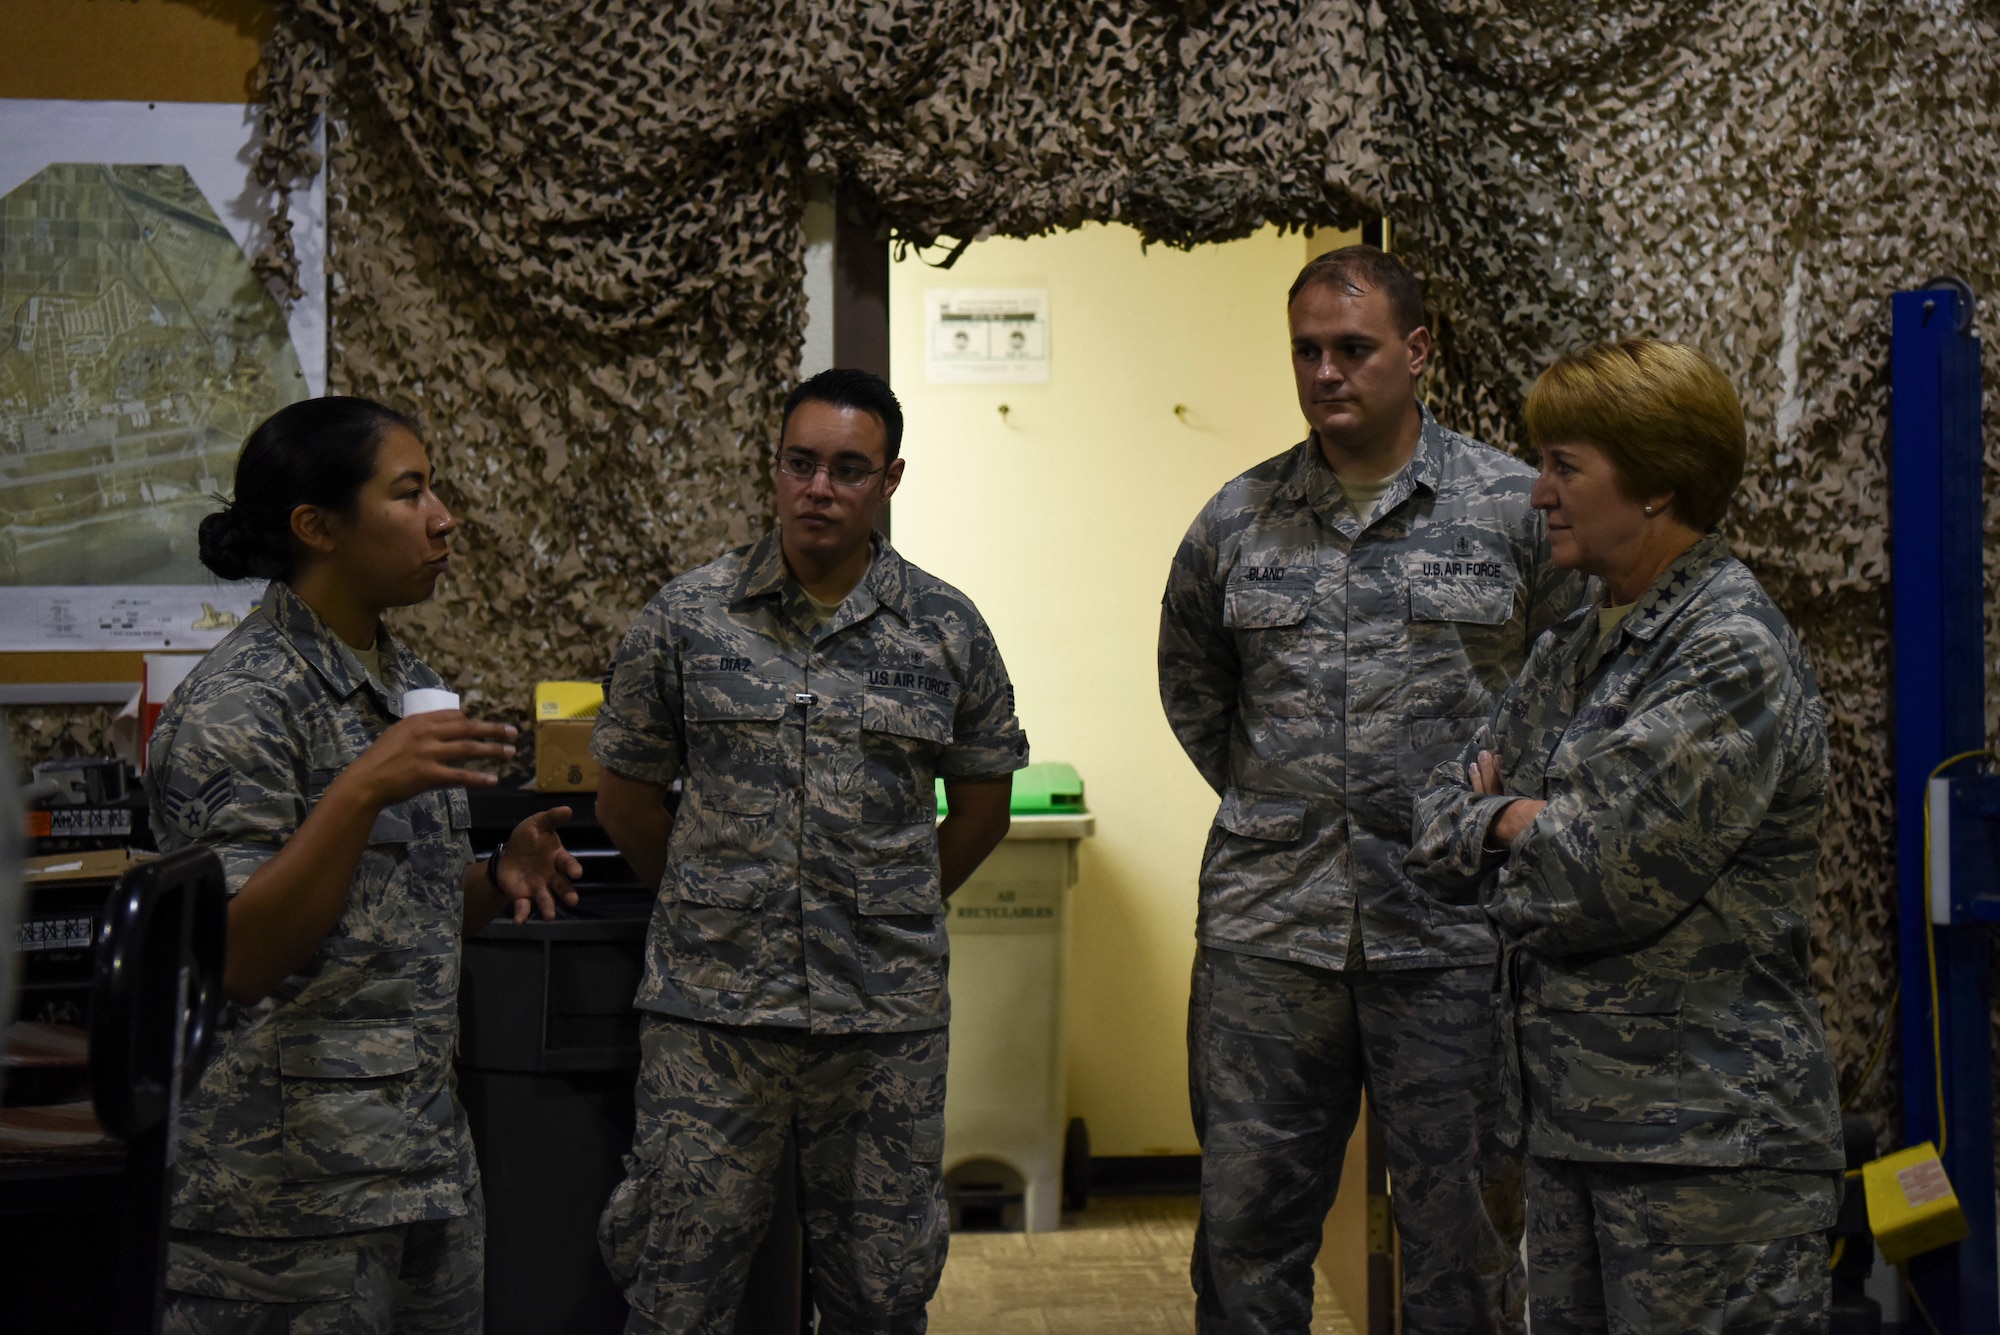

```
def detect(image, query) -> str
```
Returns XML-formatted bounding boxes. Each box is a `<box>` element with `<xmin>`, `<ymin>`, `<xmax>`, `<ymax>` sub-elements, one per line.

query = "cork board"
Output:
<box><xmin>0</xmin><ymin>0</ymin><xmax>271</xmax><ymax>104</ymax></box>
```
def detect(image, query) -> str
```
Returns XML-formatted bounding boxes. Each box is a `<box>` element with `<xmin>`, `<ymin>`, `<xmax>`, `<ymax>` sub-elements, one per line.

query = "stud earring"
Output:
<box><xmin>1643</xmin><ymin>505</ymin><xmax>1655</xmax><ymax>516</ymax></box>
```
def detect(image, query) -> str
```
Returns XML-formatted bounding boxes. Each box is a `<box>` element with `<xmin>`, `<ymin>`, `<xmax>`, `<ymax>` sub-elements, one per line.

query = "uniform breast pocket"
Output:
<box><xmin>1223</xmin><ymin>576</ymin><xmax>1317</xmax><ymax>631</ymax></box>
<box><xmin>276</xmin><ymin>1022</ymin><xmax>453</xmax><ymax>1180</ymax></box>
<box><xmin>860</xmin><ymin>693</ymin><xmax>954</xmax><ymax>824</ymax></box>
<box><xmin>1535</xmin><ymin>974</ymin><xmax>1685</xmax><ymax>1128</ymax></box>
<box><xmin>332</xmin><ymin>799</ymin><xmax>421</xmax><ymax>916</ymax></box>
<box><xmin>1224</xmin><ymin>575</ymin><xmax>1321</xmax><ymax>715</ymax></box>
<box><xmin>1407</xmin><ymin>577</ymin><xmax>1516</xmax><ymax>718</ymax></box>
<box><xmin>686</xmin><ymin>673</ymin><xmax>789</xmax><ymax>812</ymax></box>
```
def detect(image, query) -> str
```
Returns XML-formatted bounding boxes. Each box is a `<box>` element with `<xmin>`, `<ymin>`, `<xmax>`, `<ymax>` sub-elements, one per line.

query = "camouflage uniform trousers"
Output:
<box><xmin>1189</xmin><ymin>944</ymin><xmax>1525</xmax><ymax>1335</ymax></box>
<box><xmin>1525</xmin><ymin>1155</ymin><xmax>1838</xmax><ymax>1335</ymax></box>
<box><xmin>161</xmin><ymin>1192</ymin><xmax>484</xmax><ymax>1335</ymax></box>
<box><xmin>600</xmin><ymin>1014</ymin><xmax>949</xmax><ymax>1335</ymax></box>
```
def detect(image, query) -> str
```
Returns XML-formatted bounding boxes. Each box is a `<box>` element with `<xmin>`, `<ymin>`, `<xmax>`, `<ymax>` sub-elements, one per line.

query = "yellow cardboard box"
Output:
<box><xmin>1863</xmin><ymin>1141</ymin><xmax>1968</xmax><ymax>1263</ymax></box>
<box><xmin>535</xmin><ymin>681</ymin><xmax>604</xmax><ymax>721</ymax></box>
<box><xmin>534</xmin><ymin>681</ymin><xmax>603</xmax><ymax>792</ymax></box>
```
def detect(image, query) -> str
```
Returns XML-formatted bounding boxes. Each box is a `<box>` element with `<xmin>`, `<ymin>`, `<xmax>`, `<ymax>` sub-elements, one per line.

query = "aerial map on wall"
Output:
<box><xmin>0</xmin><ymin>101</ymin><xmax>325</xmax><ymax>653</ymax></box>
<box><xmin>1</xmin><ymin>162</ymin><xmax>304</xmax><ymax>586</ymax></box>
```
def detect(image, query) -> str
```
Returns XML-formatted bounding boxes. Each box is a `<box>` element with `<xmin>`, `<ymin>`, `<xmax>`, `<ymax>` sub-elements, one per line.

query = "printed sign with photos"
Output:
<box><xmin>924</xmin><ymin>288</ymin><xmax>1050</xmax><ymax>384</ymax></box>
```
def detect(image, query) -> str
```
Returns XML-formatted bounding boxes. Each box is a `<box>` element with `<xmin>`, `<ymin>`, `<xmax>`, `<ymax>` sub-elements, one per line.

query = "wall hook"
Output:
<box><xmin>1174</xmin><ymin>404</ymin><xmax>1190</xmax><ymax>422</ymax></box>
<box><xmin>998</xmin><ymin>404</ymin><xmax>1011</xmax><ymax>422</ymax></box>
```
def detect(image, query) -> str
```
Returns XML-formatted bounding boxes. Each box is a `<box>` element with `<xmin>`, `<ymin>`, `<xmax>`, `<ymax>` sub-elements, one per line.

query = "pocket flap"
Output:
<box><xmin>685</xmin><ymin>674</ymin><xmax>788</xmax><ymax>723</ymax></box>
<box><xmin>446</xmin><ymin>788</ymin><xmax>471</xmax><ymax>830</ymax></box>
<box><xmin>853</xmin><ymin>864</ymin><xmax>941</xmax><ymax>917</ymax></box>
<box><xmin>368</xmin><ymin>802</ymin><xmax>415</xmax><ymax>844</ymax></box>
<box><xmin>862</xmin><ymin>693</ymin><xmax>955</xmax><ymax>745</ymax></box>
<box><xmin>1407</xmin><ymin>714</ymin><xmax>1483</xmax><ymax>749</ymax></box>
<box><xmin>278</xmin><ymin>1024</ymin><xmax>420</xmax><ymax>1080</ymax></box>
<box><xmin>167</xmin><ymin>1234</ymin><xmax>360</xmax><ymax>1302</ymax></box>
<box><xmin>1215</xmin><ymin>790</ymin><xmax>1308</xmax><ymax>842</ymax></box>
<box><xmin>691</xmin><ymin>784</ymin><xmax>779</xmax><ymax>817</ymax></box>
<box><xmin>678</xmin><ymin>855</ymin><xmax>775</xmax><ymax>910</ymax></box>
<box><xmin>1641</xmin><ymin>1171</ymin><xmax>1838</xmax><ymax>1244</ymax></box>
<box><xmin>1223</xmin><ymin>576</ymin><xmax>1315</xmax><ymax>630</ymax></box>
<box><xmin>1409</xmin><ymin>578</ymin><xmax>1513</xmax><ymax>626</ymax></box>
<box><xmin>1534</xmin><ymin>969</ymin><xmax>1684</xmax><ymax>1016</ymax></box>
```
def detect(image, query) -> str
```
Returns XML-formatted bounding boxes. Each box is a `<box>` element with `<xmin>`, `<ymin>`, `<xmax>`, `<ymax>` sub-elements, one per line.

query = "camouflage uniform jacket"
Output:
<box><xmin>1406</xmin><ymin>533</ymin><xmax>1843</xmax><ymax>1170</ymax></box>
<box><xmin>591</xmin><ymin>529</ymin><xmax>1029</xmax><ymax>1035</ymax></box>
<box><xmin>146</xmin><ymin>581</ymin><xmax>476</xmax><ymax>1236</ymax></box>
<box><xmin>1158</xmin><ymin>406</ymin><xmax>1582</xmax><ymax>970</ymax></box>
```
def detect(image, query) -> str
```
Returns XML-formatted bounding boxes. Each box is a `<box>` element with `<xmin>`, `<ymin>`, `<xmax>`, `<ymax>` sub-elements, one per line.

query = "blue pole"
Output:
<box><xmin>1891</xmin><ymin>283</ymin><xmax>1994</xmax><ymax>1333</ymax></box>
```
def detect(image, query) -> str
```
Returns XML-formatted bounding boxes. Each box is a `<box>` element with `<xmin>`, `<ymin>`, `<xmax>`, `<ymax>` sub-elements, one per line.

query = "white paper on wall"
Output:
<box><xmin>925</xmin><ymin>288</ymin><xmax>1050</xmax><ymax>385</ymax></box>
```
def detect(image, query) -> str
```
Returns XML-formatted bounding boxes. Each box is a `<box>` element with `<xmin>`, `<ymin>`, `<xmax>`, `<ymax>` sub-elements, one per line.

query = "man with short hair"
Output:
<box><xmin>1159</xmin><ymin>247</ymin><xmax>1585</xmax><ymax>1334</ymax></box>
<box><xmin>593</xmin><ymin>367</ymin><xmax>1028</xmax><ymax>1333</ymax></box>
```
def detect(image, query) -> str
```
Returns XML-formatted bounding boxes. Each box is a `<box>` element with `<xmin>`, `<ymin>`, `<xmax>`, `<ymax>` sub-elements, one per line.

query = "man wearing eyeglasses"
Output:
<box><xmin>591</xmin><ymin>367</ymin><xmax>1028</xmax><ymax>1333</ymax></box>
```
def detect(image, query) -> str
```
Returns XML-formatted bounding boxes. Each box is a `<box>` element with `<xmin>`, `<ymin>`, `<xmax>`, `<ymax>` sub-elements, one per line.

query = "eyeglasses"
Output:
<box><xmin>774</xmin><ymin>451</ymin><xmax>886</xmax><ymax>489</ymax></box>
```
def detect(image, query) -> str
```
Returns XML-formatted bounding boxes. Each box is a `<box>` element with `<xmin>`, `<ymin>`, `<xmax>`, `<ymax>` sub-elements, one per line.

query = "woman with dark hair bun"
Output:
<box><xmin>145</xmin><ymin>396</ymin><xmax>582</xmax><ymax>1333</ymax></box>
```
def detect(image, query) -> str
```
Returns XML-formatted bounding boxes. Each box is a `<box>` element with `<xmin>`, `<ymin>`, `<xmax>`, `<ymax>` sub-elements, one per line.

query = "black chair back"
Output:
<box><xmin>88</xmin><ymin>849</ymin><xmax>227</xmax><ymax>1335</ymax></box>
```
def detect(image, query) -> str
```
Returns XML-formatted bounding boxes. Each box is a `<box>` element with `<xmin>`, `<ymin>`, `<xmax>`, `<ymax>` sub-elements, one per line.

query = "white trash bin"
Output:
<box><xmin>941</xmin><ymin>808</ymin><xmax>1093</xmax><ymax>1233</ymax></box>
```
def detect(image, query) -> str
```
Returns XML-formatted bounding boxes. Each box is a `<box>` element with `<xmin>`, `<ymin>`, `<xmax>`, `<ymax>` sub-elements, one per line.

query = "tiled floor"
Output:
<box><xmin>929</xmin><ymin>1195</ymin><xmax>1360</xmax><ymax>1335</ymax></box>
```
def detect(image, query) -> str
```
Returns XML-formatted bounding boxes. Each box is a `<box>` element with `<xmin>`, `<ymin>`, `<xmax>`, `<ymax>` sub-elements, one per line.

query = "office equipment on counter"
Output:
<box><xmin>535</xmin><ymin>680</ymin><xmax>604</xmax><ymax>792</ymax></box>
<box><xmin>23</xmin><ymin>758</ymin><xmax>151</xmax><ymax>855</ymax></box>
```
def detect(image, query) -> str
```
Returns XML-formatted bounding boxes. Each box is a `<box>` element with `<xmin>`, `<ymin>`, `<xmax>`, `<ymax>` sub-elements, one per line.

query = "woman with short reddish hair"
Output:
<box><xmin>1408</xmin><ymin>340</ymin><xmax>1843</xmax><ymax>1333</ymax></box>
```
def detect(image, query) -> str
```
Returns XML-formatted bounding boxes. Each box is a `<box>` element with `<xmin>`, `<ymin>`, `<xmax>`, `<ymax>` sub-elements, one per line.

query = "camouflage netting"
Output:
<box><xmin>14</xmin><ymin>0</ymin><xmax>1998</xmax><ymax>1146</ymax></box>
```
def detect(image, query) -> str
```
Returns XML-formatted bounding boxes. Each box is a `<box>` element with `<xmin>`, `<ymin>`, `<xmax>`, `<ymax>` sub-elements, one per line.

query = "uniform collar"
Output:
<box><xmin>1570</xmin><ymin>531</ymin><xmax>1733</xmax><ymax>681</ymax></box>
<box><xmin>1281</xmin><ymin>400</ymin><xmax>1447</xmax><ymax>527</ymax></box>
<box><xmin>1623</xmin><ymin>531</ymin><xmax>1732</xmax><ymax>642</ymax></box>
<box><xmin>735</xmin><ymin>527</ymin><xmax>913</xmax><ymax>624</ymax></box>
<box><xmin>262</xmin><ymin>580</ymin><xmax>413</xmax><ymax>705</ymax></box>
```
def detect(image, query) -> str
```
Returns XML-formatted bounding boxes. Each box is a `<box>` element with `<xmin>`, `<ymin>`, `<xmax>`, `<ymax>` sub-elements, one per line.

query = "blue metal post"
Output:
<box><xmin>1892</xmin><ymin>283</ymin><xmax>1994</xmax><ymax>1332</ymax></box>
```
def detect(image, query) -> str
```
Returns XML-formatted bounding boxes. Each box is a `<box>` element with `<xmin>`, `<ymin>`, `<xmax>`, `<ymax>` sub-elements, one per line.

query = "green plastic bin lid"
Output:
<box><xmin>935</xmin><ymin>761</ymin><xmax>1084</xmax><ymax>817</ymax></box>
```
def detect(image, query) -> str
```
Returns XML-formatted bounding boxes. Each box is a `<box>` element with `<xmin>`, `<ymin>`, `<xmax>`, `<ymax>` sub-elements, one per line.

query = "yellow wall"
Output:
<box><xmin>892</xmin><ymin>222</ymin><xmax>1357</xmax><ymax>1154</ymax></box>
<box><xmin>2</xmin><ymin>0</ymin><xmax>270</xmax><ymax>103</ymax></box>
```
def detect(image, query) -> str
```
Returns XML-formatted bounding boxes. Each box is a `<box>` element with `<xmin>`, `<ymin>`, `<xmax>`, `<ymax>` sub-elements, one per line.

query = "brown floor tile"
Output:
<box><xmin>929</xmin><ymin>1195</ymin><xmax>1357</xmax><ymax>1334</ymax></box>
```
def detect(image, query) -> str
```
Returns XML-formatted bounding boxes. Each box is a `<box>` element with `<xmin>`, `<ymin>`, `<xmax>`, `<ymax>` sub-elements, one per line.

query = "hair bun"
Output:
<box><xmin>197</xmin><ymin>506</ymin><xmax>286</xmax><ymax>582</ymax></box>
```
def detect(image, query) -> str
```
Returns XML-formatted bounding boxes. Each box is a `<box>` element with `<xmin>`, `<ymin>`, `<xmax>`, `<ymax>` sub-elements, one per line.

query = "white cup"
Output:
<box><xmin>401</xmin><ymin>688</ymin><xmax>461</xmax><ymax>717</ymax></box>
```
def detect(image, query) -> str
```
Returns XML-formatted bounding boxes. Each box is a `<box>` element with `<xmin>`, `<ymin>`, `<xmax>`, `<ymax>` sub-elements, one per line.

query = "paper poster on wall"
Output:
<box><xmin>0</xmin><ymin>99</ymin><xmax>325</xmax><ymax>653</ymax></box>
<box><xmin>925</xmin><ymin>288</ymin><xmax>1049</xmax><ymax>384</ymax></box>
<box><xmin>0</xmin><ymin>586</ymin><xmax>262</xmax><ymax>653</ymax></box>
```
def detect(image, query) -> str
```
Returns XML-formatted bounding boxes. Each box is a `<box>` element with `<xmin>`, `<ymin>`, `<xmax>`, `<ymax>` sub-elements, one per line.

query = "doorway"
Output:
<box><xmin>889</xmin><ymin>222</ymin><xmax>1391</xmax><ymax>1332</ymax></box>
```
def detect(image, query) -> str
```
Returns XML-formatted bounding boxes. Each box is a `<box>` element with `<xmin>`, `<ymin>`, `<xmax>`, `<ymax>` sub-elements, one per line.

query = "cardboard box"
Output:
<box><xmin>1863</xmin><ymin>1141</ymin><xmax>1968</xmax><ymax>1263</ymax></box>
<box><xmin>532</xmin><ymin>680</ymin><xmax>603</xmax><ymax>791</ymax></box>
<box><xmin>535</xmin><ymin>719</ymin><xmax>599</xmax><ymax>792</ymax></box>
<box><xmin>535</xmin><ymin>680</ymin><xmax>603</xmax><ymax>722</ymax></box>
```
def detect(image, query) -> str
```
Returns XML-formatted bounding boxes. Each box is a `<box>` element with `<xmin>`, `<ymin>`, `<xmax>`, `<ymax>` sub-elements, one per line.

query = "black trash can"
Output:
<box><xmin>460</xmin><ymin>789</ymin><xmax>805</xmax><ymax>1335</ymax></box>
<box><xmin>459</xmin><ymin>914</ymin><xmax>649</xmax><ymax>1334</ymax></box>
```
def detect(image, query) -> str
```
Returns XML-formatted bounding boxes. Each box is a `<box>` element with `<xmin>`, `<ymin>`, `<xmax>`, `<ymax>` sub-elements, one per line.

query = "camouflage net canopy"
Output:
<box><xmin>14</xmin><ymin>0</ymin><xmax>1996</xmax><ymax>1142</ymax></box>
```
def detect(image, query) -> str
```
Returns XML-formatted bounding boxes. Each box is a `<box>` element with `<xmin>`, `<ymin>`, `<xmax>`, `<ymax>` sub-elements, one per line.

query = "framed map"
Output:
<box><xmin>0</xmin><ymin>99</ymin><xmax>325</xmax><ymax>667</ymax></box>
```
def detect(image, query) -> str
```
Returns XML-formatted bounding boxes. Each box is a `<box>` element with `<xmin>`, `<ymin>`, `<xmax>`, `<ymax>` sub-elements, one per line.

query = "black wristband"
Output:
<box><xmin>484</xmin><ymin>839</ymin><xmax>506</xmax><ymax>894</ymax></box>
